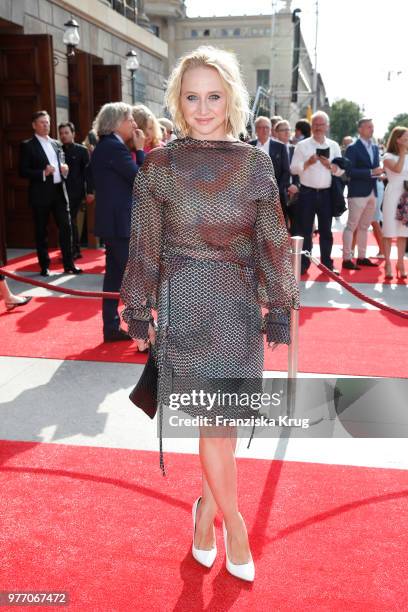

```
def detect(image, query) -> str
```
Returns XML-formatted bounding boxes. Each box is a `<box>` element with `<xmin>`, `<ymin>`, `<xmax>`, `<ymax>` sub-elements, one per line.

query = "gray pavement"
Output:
<box><xmin>1</xmin><ymin>355</ymin><xmax>407</xmax><ymax>470</ymax></box>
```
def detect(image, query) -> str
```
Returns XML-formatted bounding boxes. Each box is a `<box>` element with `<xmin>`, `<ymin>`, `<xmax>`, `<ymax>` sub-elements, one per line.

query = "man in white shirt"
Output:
<box><xmin>19</xmin><ymin>110</ymin><xmax>82</xmax><ymax>276</ymax></box>
<box><xmin>290</xmin><ymin>110</ymin><xmax>343</xmax><ymax>274</ymax></box>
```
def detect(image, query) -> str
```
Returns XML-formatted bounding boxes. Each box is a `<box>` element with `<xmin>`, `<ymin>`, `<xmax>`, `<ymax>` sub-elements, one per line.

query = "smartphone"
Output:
<box><xmin>316</xmin><ymin>148</ymin><xmax>330</xmax><ymax>158</ymax></box>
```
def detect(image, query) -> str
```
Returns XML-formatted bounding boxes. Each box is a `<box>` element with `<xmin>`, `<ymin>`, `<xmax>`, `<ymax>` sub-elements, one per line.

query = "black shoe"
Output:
<box><xmin>342</xmin><ymin>260</ymin><xmax>361</xmax><ymax>270</ymax></box>
<box><xmin>40</xmin><ymin>268</ymin><xmax>50</xmax><ymax>277</ymax></box>
<box><xmin>328</xmin><ymin>267</ymin><xmax>340</xmax><ymax>276</ymax></box>
<box><xmin>103</xmin><ymin>329</ymin><xmax>132</xmax><ymax>343</ymax></box>
<box><xmin>63</xmin><ymin>265</ymin><xmax>83</xmax><ymax>274</ymax></box>
<box><xmin>356</xmin><ymin>258</ymin><xmax>378</xmax><ymax>267</ymax></box>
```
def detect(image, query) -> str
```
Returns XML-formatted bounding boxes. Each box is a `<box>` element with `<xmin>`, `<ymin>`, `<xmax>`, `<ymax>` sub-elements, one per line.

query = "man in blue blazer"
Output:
<box><xmin>342</xmin><ymin>118</ymin><xmax>382</xmax><ymax>270</ymax></box>
<box><xmin>249</xmin><ymin>116</ymin><xmax>290</xmax><ymax>223</ymax></box>
<box><xmin>90</xmin><ymin>102</ymin><xmax>145</xmax><ymax>342</ymax></box>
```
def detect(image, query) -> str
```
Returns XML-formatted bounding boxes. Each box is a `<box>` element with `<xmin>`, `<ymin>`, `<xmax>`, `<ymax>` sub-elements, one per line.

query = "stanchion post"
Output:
<box><xmin>287</xmin><ymin>235</ymin><xmax>303</xmax><ymax>417</ymax></box>
<box><xmin>288</xmin><ymin>235</ymin><xmax>303</xmax><ymax>378</ymax></box>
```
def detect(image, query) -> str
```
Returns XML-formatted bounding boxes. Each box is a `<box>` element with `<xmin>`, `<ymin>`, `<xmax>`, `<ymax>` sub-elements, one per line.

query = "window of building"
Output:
<box><xmin>203</xmin><ymin>29</ymin><xmax>210</xmax><ymax>36</ymax></box>
<box><xmin>256</xmin><ymin>69</ymin><xmax>270</xmax><ymax>89</ymax></box>
<box><xmin>221</xmin><ymin>28</ymin><xmax>228</xmax><ymax>36</ymax></box>
<box><xmin>191</xmin><ymin>29</ymin><xmax>198</xmax><ymax>37</ymax></box>
<box><xmin>233</xmin><ymin>28</ymin><xmax>240</xmax><ymax>36</ymax></box>
<box><xmin>150</xmin><ymin>24</ymin><xmax>160</xmax><ymax>38</ymax></box>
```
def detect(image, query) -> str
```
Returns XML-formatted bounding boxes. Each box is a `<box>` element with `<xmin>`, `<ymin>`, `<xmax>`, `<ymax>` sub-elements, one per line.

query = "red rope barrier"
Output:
<box><xmin>303</xmin><ymin>254</ymin><xmax>408</xmax><ymax>321</ymax></box>
<box><xmin>2</xmin><ymin>261</ymin><xmax>408</xmax><ymax>320</ymax></box>
<box><xmin>0</xmin><ymin>268</ymin><xmax>120</xmax><ymax>299</ymax></box>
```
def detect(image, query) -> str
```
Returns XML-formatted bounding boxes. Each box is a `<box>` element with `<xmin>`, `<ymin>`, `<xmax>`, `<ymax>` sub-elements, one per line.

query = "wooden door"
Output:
<box><xmin>92</xmin><ymin>64</ymin><xmax>122</xmax><ymax>117</ymax></box>
<box><xmin>67</xmin><ymin>58</ymin><xmax>121</xmax><ymax>248</ymax></box>
<box><xmin>0</xmin><ymin>34</ymin><xmax>57</xmax><ymax>251</ymax></box>
<box><xmin>68</xmin><ymin>51</ymin><xmax>94</xmax><ymax>145</ymax></box>
<box><xmin>89</xmin><ymin>64</ymin><xmax>122</xmax><ymax>248</ymax></box>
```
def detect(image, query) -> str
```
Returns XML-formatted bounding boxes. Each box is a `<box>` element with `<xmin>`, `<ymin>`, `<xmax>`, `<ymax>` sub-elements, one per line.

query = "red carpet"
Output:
<box><xmin>1</xmin><ymin>297</ymin><xmax>407</xmax><ymax>377</ymax></box>
<box><xmin>4</xmin><ymin>248</ymin><xmax>106</xmax><ymax>274</ymax></box>
<box><xmin>1</xmin><ymin>439</ymin><xmax>407</xmax><ymax>611</ymax></box>
<box><xmin>6</xmin><ymin>242</ymin><xmax>405</xmax><ymax>285</ymax></box>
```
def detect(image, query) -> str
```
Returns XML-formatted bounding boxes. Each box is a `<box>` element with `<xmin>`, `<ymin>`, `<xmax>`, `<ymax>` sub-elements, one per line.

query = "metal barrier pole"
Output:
<box><xmin>288</xmin><ymin>235</ymin><xmax>303</xmax><ymax>379</ymax></box>
<box><xmin>287</xmin><ymin>235</ymin><xmax>303</xmax><ymax>419</ymax></box>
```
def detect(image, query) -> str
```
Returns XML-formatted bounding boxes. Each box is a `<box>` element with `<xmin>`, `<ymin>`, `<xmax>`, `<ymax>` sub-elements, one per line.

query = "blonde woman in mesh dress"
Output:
<box><xmin>120</xmin><ymin>46</ymin><xmax>299</xmax><ymax>582</ymax></box>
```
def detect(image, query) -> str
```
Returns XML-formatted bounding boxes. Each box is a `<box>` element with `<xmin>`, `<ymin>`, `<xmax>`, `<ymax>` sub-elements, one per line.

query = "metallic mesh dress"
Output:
<box><xmin>120</xmin><ymin>137</ymin><xmax>300</xmax><ymax>476</ymax></box>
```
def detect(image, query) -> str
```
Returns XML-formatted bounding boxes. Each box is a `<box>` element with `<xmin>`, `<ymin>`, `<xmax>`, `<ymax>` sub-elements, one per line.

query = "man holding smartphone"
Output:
<box><xmin>290</xmin><ymin>110</ymin><xmax>344</xmax><ymax>275</ymax></box>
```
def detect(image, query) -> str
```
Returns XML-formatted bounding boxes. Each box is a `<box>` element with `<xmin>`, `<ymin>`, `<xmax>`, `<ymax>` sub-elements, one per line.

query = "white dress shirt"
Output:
<box><xmin>113</xmin><ymin>132</ymin><xmax>125</xmax><ymax>145</ymax></box>
<box><xmin>35</xmin><ymin>134</ymin><xmax>62</xmax><ymax>183</ymax></box>
<box><xmin>255</xmin><ymin>138</ymin><xmax>271</xmax><ymax>155</ymax></box>
<box><xmin>359</xmin><ymin>136</ymin><xmax>374</xmax><ymax>164</ymax></box>
<box><xmin>290</xmin><ymin>136</ymin><xmax>343</xmax><ymax>189</ymax></box>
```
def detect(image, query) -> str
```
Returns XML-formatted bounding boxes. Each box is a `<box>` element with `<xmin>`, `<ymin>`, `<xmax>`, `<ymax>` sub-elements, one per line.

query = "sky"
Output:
<box><xmin>184</xmin><ymin>0</ymin><xmax>408</xmax><ymax>137</ymax></box>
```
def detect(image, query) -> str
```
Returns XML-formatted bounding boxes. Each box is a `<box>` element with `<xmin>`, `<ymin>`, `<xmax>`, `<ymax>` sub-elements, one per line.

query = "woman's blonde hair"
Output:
<box><xmin>165</xmin><ymin>45</ymin><xmax>250</xmax><ymax>139</ymax></box>
<box><xmin>132</xmin><ymin>104</ymin><xmax>163</xmax><ymax>147</ymax></box>
<box><xmin>386</xmin><ymin>126</ymin><xmax>408</xmax><ymax>155</ymax></box>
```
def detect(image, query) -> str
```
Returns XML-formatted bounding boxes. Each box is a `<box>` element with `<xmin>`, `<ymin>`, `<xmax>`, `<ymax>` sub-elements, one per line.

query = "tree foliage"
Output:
<box><xmin>329</xmin><ymin>99</ymin><xmax>362</xmax><ymax>144</ymax></box>
<box><xmin>384</xmin><ymin>113</ymin><xmax>408</xmax><ymax>143</ymax></box>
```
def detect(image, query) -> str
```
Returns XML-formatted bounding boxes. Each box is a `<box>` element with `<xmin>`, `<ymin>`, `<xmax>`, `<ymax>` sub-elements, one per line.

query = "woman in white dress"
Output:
<box><xmin>382</xmin><ymin>126</ymin><xmax>408</xmax><ymax>279</ymax></box>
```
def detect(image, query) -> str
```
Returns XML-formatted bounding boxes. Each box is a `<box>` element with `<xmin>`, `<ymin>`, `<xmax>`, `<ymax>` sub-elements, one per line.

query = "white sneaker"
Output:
<box><xmin>191</xmin><ymin>497</ymin><xmax>217</xmax><ymax>568</ymax></box>
<box><xmin>223</xmin><ymin>520</ymin><xmax>255</xmax><ymax>582</ymax></box>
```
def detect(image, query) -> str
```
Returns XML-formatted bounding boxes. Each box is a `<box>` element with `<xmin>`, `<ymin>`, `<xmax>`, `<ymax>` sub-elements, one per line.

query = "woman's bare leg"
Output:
<box><xmin>195</xmin><ymin>430</ymin><xmax>239</xmax><ymax>550</ymax></box>
<box><xmin>0</xmin><ymin>279</ymin><xmax>26</xmax><ymax>304</ymax></box>
<box><xmin>397</xmin><ymin>237</ymin><xmax>407</xmax><ymax>274</ymax></box>
<box><xmin>372</xmin><ymin>221</ymin><xmax>384</xmax><ymax>254</ymax></box>
<box><xmin>197</xmin><ymin>426</ymin><xmax>251</xmax><ymax>564</ymax></box>
<box><xmin>383</xmin><ymin>237</ymin><xmax>392</xmax><ymax>272</ymax></box>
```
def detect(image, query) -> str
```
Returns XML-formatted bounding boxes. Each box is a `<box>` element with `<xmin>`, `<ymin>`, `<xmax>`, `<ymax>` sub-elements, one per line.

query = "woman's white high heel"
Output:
<box><xmin>191</xmin><ymin>497</ymin><xmax>217</xmax><ymax>568</ymax></box>
<box><xmin>223</xmin><ymin>520</ymin><xmax>255</xmax><ymax>582</ymax></box>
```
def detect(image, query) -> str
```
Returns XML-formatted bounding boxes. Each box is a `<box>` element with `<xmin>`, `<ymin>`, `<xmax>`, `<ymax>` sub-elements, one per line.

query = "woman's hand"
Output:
<box><xmin>133</xmin><ymin>128</ymin><xmax>145</xmax><ymax>151</ymax></box>
<box><xmin>135</xmin><ymin>322</ymin><xmax>156</xmax><ymax>352</ymax></box>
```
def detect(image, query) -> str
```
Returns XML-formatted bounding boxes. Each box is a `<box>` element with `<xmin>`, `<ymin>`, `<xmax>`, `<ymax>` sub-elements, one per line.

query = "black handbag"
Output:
<box><xmin>330</xmin><ymin>176</ymin><xmax>347</xmax><ymax>217</ymax></box>
<box><xmin>330</xmin><ymin>156</ymin><xmax>351</xmax><ymax>217</ymax></box>
<box><xmin>129</xmin><ymin>343</ymin><xmax>158</xmax><ymax>419</ymax></box>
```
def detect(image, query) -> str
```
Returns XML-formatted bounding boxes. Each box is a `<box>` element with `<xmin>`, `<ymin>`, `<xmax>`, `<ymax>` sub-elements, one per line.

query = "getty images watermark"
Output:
<box><xmin>160</xmin><ymin>377</ymin><xmax>408</xmax><ymax>439</ymax></box>
<box><xmin>167</xmin><ymin>389</ymin><xmax>310</xmax><ymax>429</ymax></box>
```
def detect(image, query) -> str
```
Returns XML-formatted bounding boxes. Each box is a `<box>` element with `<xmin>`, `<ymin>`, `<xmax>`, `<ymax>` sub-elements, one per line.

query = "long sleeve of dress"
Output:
<box><xmin>120</xmin><ymin>154</ymin><xmax>164</xmax><ymax>340</ymax></box>
<box><xmin>252</xmin><ymin>149</ymin><xmax>300</xmax><ymax>345</ymax></box>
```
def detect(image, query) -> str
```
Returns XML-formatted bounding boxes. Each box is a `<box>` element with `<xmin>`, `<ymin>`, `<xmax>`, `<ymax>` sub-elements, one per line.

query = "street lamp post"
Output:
<box><xmin>126</xmin><ymin>50</ymin><xmax>140</xmax><ymax>105</ymax></box>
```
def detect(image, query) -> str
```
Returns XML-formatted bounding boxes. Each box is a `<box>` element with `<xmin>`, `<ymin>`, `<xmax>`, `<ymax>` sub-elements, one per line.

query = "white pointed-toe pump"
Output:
<box><xmin>191</xmin><ymin>497</ymin><xmax>217</xmax><ymax>568</ymax></box>
<box><xmin>223</xmin><ymin>520</ymin><xmax>255</xmax><ymax>582</ymax></box>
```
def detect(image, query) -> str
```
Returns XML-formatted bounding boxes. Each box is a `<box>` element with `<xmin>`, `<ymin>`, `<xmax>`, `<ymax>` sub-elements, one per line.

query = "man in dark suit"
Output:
<box><xmin>19</xmin><ymin>110</ymin><xmax>82</xmax><ymax>276</ymax></box>
<box><xmin>275</xmin><ymin>119</ymin><xmax>301</xmax><ymax>235</ymax></box>
<box><xmin>249</xmin><ymin>116</ymin><xmax>290</xmax><ymax>223</ymax></box>
<box><xmin>59</xmin><ymin>121</ymin><xmax>91</xmax><ymax>259</ymax></box>
<box><xmin>342</xmin><ymin>118</ymin><xmax>381</xmax><ymax>270</ymax></box>
<box><xmin>90</xmin><ymin>102</ymin><xmax>145</xmax><ymax>343</ymax></box>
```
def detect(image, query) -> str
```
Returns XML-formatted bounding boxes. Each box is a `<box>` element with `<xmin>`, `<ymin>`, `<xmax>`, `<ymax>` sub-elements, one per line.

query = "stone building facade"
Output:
<box><xmin>145</xmin><ymin>0</ymin><xmax>328</xmax><ymax>124</ymax></box>
<box><xmin>0</xmin><ymin>0</ymin><xmax>168</xmax><ymax>251</ymax></box>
